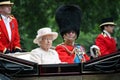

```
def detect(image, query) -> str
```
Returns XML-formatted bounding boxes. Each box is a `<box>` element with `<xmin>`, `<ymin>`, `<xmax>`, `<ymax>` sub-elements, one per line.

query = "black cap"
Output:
<box><xmin>99</xmin><ymin>17</ymin><xmax>116</xmax><ymax>27</ymax></box>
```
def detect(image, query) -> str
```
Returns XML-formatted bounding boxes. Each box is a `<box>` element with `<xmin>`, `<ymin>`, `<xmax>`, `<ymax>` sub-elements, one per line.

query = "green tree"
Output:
<box><xmin>11</xmin><ymin>0</ymin><xmax>120</xmax><ymax>51</ymax></box>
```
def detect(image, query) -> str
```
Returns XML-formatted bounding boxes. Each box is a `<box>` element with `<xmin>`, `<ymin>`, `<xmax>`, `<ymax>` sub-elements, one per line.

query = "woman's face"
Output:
<box><xmin>63</xmin><ymin>31</ymin><xmax>77</xmax><ymax>42</ymax></box>
<box><xmin>39</xmin><ymin>35</ymin><xmax>53</xmax><ymax>51</ymax></box>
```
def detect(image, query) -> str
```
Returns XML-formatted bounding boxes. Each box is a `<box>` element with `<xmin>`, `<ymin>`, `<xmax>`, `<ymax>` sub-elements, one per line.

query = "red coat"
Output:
<box><xmin>0</xmin><ymin>15</ymin><xmax>21</xmax><ymax>53</ymax></box>
<box><xmin>95</xmin><ymin>33</ymin><xmax>117</xmax><ymax>56</ymax></box>
<box><xmin>55</xmin><ymin>44</ymin><xmax>90</xmax><ymax>63</ymax></box>
<box><xmin>56</xmin><ymin>44</ymin><xmax>75</xmax><ymax>63</ymax></box>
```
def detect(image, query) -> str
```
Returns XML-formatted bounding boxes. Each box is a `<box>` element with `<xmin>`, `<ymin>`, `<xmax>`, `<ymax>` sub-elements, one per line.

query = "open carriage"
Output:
<box><xmin>0</xmin><ymin>51</ymin><xmax>120</xmax><ymax>80</ymax></box>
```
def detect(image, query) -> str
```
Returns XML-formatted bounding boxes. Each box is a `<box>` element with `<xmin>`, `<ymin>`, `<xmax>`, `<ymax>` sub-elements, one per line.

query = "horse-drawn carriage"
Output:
<box><xmin>0</xmin><ymin>51</ymin><xmax>120</xmax><ymax>80</ymax></box>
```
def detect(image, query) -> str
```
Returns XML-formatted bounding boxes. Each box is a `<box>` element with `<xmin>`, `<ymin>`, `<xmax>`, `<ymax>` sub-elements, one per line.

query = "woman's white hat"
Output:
<box><xmin>33</xmin><ymin>28</ymin><xmax>58</xmax><ymax>44</ymax></box>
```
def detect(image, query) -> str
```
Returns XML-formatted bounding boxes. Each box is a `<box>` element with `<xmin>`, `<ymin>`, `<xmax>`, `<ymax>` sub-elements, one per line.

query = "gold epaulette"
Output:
<box><xmin>101</xmin><ymin>32</ymin><xmax>107</xmax><ymax>37</ymax></box>
<box><xmin>9</xmin><ymin>15</ymin><xmax>15</xmax><ymax>19</ymax></box>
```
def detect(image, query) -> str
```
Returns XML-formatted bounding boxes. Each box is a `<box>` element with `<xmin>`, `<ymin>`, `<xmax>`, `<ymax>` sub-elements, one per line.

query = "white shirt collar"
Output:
<box><xmin>103</xmin><ymin>30</ymin><xmax>111</xmax><ymax>38</ymax></box>
<box><xmin>1</xmin><ymin>15</ymin><xmax>11</xmax><ymax>22</ymax></box>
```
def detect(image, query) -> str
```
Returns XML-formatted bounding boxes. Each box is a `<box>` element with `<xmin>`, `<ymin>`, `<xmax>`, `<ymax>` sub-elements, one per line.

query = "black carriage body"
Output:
<box><xmin>0</xmin><ymin>51</ymin><xmax>120</xmax><ymax>77</ymax></box>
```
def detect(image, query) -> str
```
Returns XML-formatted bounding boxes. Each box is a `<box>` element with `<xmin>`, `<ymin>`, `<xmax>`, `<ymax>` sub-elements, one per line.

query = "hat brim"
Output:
<box><xmin>100</xmin><ymin>22</ymin><xmax>116</xmax><ymax>27</ymax></box>
<box><xmin>0</xmin><ymin>1</ymin><xmax>14</xmax><ymax>5</ymax></box>
<box><xmin>33</xmin><ymin>32</ymin><xmax>58</xmax><ymax>44</ymax></box>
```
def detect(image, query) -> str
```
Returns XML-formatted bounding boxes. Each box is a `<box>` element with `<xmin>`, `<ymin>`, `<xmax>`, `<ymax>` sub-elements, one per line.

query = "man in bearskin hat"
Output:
<box><xmin>55</xmin><ymin>5</ymin><xmax>90</xmax><ymax>63</ymax></box>
<box><xmin>95</xmin><ymin>17</ymin><xmax>117</xmax><ymax>56</ymax></box>
<box><xmin>0</xmin><ymin>0</ymin><xmax>22</xmax><ymax>54</ymax></box>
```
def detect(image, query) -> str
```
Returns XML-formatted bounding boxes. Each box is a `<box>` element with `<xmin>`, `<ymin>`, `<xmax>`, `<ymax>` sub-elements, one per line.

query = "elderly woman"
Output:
<box><xmin>29</xmin><ymin>28</ymin><xmax>61</xmax><ymax>64</ymax></box>
<box><xmin>7</xmin><ymin>28</ymin><xmax>61</xmax><ymax>64</ymax></box>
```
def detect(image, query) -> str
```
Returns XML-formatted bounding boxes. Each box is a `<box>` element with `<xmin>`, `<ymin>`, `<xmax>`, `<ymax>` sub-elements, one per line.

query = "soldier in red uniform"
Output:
<box><xmin>0</xmin><ymin>0</ymin><xmax>22</xmax><ymax>54</ymax></box>
<box><xmin>95</xmin><ymin>18</ymin><xmax>117</xmax><ymax>56</ymax></box>
<box><xmin>55</xmin><ymin>5</ymin><xmax>90</xmax><ymax>63</ymax></box>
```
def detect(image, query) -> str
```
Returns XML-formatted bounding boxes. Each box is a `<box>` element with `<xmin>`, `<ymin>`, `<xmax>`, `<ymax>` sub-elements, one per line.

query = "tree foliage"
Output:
<box><xmin>11</xmin><ymin>0</ymin><xmax>120</xmax><ymax>51</ymax></box>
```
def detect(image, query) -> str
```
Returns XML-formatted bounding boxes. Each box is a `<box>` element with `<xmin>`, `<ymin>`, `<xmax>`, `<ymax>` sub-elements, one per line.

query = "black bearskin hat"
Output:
<box><xmin>55</xmin><ymin>5</ymin><xmax>82</xmax><ymax>39</ymax></box>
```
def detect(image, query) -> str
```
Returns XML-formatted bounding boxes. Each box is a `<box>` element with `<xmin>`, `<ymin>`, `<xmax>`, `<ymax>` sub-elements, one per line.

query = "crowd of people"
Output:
<box><xmin>0</xmin><ymin>0</ymin><xmax>119</xmax><ymax>65</ymax></box>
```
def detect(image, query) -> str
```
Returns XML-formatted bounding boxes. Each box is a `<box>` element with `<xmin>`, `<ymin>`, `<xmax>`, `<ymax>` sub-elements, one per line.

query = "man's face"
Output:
<box><xmin>1</xmin><ymin>5</ymin><xmax>12</xmax><ymax>15</ymax></box>
<box><xmin>104</xmin><ymin>25</ymin><xmax>115</xmax><ymax>33</ymax></box>
<box><xmin>63</xmin><ymin>31</ymin><xmax>77</xmax><ymax>42</ymax></box>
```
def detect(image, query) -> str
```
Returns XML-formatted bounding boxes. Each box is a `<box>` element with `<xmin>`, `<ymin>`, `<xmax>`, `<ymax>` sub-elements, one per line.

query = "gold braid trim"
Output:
<box><xmin>60</xmin><ymin>44</ymin><xmax>75</xmax><ymax>55</ymax></box>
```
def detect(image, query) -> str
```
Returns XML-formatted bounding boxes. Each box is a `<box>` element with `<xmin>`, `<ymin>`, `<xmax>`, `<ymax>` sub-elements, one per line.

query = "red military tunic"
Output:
<box><xmin>0</xmin><ymin>15</ymin><xmax>21</xmax><ymax>53</ymax></box>
<box><xmin>95</xmin><ymin>33</ymin><xmax>117</xmax><ymax>56</ymax></box>
<box><xmin>56</xmin><ymin>44</ymin><xmax>75</xmax><ymax>63</ymax></box>
<box><xmin>55</xmin><ymin>44</ymin><xmax>90</xmax><ymax>63</ymax></box>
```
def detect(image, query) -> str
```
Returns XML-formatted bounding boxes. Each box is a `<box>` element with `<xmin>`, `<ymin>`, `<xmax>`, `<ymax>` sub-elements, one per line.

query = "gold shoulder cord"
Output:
<box><xmin>60</xmin><ymin>44</ymin><xmax>75</xmax><ymax>55</ymax></box>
